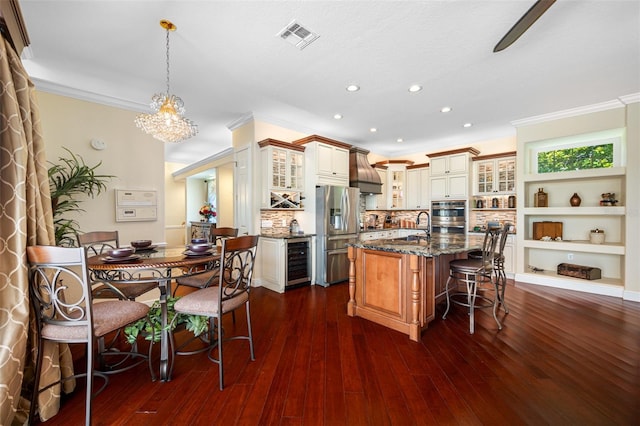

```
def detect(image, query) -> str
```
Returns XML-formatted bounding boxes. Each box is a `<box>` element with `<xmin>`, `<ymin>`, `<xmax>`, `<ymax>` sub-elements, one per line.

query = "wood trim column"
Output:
<box><xmin>347</xmin><ymin>245</ymin><xmax>356</xmax><ymax>316</ymax></box>
<box><xmin>409</xmin><ymin>254</ymin><xmax>420</xmax><ymax>342</ymax></box>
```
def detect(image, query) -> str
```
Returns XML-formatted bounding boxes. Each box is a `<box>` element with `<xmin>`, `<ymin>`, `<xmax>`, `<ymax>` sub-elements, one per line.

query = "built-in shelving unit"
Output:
<box><xmin>516</xmin><ymin>128</ymin><xmax>627</xmax><ymax>296</ymax></box>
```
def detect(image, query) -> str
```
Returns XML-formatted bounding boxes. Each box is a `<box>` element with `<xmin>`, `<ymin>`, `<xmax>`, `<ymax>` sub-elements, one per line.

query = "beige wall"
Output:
<box><xmin>165</xmin><ymin>162</ymin><xmax>187</xmax><ymax>246</ymax></box>
<box><xmin>37</xmin><ymin>91</ymin><xmax>167</xmax><ymax>245</ymax></box>
<box><xmin>624</xmin><ymin>102</ymin><xmax>639</xmax><ymax>297</ymax></box>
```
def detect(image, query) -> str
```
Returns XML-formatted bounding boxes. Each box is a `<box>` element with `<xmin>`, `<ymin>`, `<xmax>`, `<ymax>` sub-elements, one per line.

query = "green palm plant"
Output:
<box><xmin>48</xmin><ymin>147</ymin><xmax>113</xmax><ymax>246</ymax></box>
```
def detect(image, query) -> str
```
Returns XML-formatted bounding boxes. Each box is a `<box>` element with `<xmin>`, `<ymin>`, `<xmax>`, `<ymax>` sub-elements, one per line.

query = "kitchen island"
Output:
<box><xmin>346</xmin><ymin>234</ymin><xmax>483</xmax><ymax>342</ymax></box>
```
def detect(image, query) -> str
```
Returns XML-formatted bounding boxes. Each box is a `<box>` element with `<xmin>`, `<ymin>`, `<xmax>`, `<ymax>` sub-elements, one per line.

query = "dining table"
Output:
<box><xmin>86</xmin><ymin>245</ymin><xmax>221</xmax><ymax>381</ymax></box>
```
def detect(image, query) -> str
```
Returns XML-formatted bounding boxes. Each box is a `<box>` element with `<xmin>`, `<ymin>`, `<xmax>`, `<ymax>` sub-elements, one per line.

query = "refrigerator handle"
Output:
<box><xmin>342</xmin><ymin>189</ymin><xmax>349</xmax><ymax>232</ymax></box>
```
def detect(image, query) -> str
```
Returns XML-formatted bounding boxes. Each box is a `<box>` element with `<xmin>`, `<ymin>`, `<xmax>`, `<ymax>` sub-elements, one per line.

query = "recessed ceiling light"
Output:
<box><xmin>370</xmin><ymin>128</ymin><xmax>377</xmax><ymax>133</ymax></box>
<box><xmin>463</xmin><ymin>122</ymin><xmax>473</xmax><ymax>128</ymax></box>
<box><xmin>397</xmin><ymin>138</ymin><xmax>404</xmax><ymax>143</ymax></box>
<box><xmin>346</xmin><ymin>85</ymin><xmax>360</xmax><ymax>92</ymax></box>
<box><xmin>408</xmin><ymin>85</ymin><xmax>422</xmax><ymax>93</ymax></box>
<box><xmin>334</xmin><ymin>113</ymin><xmax>343</xmax><ymax>120</ymax></box>
<box><xmin>441</xmin><ymin>106</ymin><xmax>452</xmax><ymax>113</ymax></box>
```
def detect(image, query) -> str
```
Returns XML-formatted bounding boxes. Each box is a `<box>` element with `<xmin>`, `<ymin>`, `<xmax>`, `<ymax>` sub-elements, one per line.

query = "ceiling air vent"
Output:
<box><xmin>277</xmin><ymin>20</ymin><xmax>319</xmax><ymax>50</ymax></box>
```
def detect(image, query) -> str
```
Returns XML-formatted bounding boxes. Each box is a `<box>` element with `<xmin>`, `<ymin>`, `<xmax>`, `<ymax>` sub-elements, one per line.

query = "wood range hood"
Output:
<box><xmin>349</xmin><ymin>147</ymin><xmax>382</xmax><ymax>195</ymax></box>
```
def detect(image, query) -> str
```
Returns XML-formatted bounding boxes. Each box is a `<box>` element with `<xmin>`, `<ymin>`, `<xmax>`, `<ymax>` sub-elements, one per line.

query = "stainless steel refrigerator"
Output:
<box><xmin>316</xmin><ymin>185</ymin><xmax>360</xmax><ymax>287</ymax></box>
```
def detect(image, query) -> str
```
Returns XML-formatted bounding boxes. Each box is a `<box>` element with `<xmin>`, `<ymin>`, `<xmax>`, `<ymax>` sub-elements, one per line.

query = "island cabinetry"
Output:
<box><xmin>293</xmin><ymin>135</ymin><xmax>351</xmax><ymax>186</ymax></box>
<box><xmin>406</xmin><ymin>163</ymin><xmax>430</xmax><ymax>210</ymax></box>
<box><xmin>259</xmin><ymin>139</ymin><xmax>305</xmax><ymax>209</ymax></box>
<box><xmin>428</xmin><ymin>147</ymin><xmax>479</xmax><ymax>200</ymax></box>
<box><xmin>347</xmin><ymin>246</ymin><xmax>433</xmax><ymax>341</ymax></box>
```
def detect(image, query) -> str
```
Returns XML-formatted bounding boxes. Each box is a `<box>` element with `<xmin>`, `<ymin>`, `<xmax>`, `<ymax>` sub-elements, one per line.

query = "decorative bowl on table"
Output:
<box><xmin>186</xmin><ymin>243</ymin><xmax>211</xmax><ymax>253</ymax></box>
<box><xmin>106</xmin><ymin>248</ymin><xmax>134</xmax><ymax>258</ymax></box>
<box><xmin>131</xmin><ymin>240</ymin><xmax>152</xmax><ymax>249</ymax></box>
<box><xmin>191</xmin><ymin>238</ymin><xmax>208</xmax><ymax>244</ymax></box>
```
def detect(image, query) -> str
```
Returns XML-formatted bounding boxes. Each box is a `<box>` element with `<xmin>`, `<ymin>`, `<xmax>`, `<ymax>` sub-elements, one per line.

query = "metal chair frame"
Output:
<box><xmin>77</xmin><ymin>231</ymin><xmax>157</xmax><ymax>301</ymax></box>
<box><xmin>27</xmin><ymin>246</ymin><xmax>152</xmax><ymax>425</ymax></box>
<box><xmin>443</xmin><ymin>227</ymin><xmax>501</xmax><ymax>334</ymax></box>
<box><xmin>172</xmin><ymin>227</ymin><xmax>239</xmax><ymax>297</ymax></box>
<box><xmin>169</xmin><ymin>235</ymin><xmax>259</xmax><ymax>389</ymax></box>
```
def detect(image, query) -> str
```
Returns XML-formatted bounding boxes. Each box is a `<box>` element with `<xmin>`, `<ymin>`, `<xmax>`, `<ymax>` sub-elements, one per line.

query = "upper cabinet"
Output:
<box><xmin>428</xmin><ymin>148</ymin><xmax>479</xmax><ymax>200</ymax></box>
<box><xmin>368</xmin><ymin>160</ymin><xmax>413</xmax><ymax>209</ymax></box>
<box><xmin>293</xmin><ymin>135</ymin><xmax>351</xmax><ymax>187</ymax></box>
<box><xmin>405</xmin><ymin>164</ymin><xmax>430</xmax><ymax>210</ymax></box>
<box><xmin>259</xmin><ymin>139</ymin><xmax>305</xmax><ymax>209</ymax></box>
<box><xmin>473</xmin><ymin>152</ymin><xmax>516</xmax><ymax>195</ymax></box>
<box><xmin>430</xmin><ymin>151</ymin><xmax>472</xmax><ymax>176</ymax></box>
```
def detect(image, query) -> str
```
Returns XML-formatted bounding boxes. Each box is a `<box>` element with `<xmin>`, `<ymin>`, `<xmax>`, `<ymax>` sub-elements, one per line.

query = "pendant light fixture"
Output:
<box><xmin>135</xmin><ymin>19</ymin><xmax>197</xmax><ymax>143</ymax></box>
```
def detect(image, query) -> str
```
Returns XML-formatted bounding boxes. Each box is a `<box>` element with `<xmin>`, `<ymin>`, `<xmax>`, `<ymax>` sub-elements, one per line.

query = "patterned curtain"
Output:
<box><xmin>0</xmin><ymin>35</ymin><xmax>74</xmax><ymax>424</ymax></box>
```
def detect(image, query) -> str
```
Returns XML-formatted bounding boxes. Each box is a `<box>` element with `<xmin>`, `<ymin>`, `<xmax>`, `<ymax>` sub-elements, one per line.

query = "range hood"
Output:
<box><xmin>349</xmin><ymin>147</ymin><xmax>382</xmax><ymax>194</ymax></box>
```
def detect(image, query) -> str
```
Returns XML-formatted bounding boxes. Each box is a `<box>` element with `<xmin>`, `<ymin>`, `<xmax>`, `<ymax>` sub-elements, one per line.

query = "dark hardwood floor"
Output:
<box><xmin>37</xmin><ymin>280</ymin><xmax>640</xmax><ymax>425</ymax></box>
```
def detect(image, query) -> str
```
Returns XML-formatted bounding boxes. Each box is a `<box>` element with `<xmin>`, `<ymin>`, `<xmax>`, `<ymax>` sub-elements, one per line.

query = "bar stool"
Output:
<box><xmin>467</xmin><ymin>222</ymin><xmax>511</xmax><ymax>315</ymax></box>
<box><xmin>442</xmin><ymin>227</ymin><xmax>501</xmax><ymax>334</ymax></box>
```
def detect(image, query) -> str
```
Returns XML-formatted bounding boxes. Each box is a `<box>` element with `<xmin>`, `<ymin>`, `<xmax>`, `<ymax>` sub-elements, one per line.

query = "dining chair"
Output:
<box><xmin>77</xmin><ymin>231</ymin><xmax>157</xmax><ymax>300</ymax></box>
<box><xmin>172</xmin><ymin>227</ymin><xmax>239</xmax><ymax>297</ymax></box>
<box><xmin>442</xmin><ymin>227</ymin><xmax>501</xmax><ymax>334</ymax></box>
<box><xmin>26</xmin><ymin>245</ymin><xmax>151</xmax><ymax>425</ymax></box>
<box><xmin>169</xmin><ymin>234</ymin><xmax>259</xmax><ymax>389</ymax></box>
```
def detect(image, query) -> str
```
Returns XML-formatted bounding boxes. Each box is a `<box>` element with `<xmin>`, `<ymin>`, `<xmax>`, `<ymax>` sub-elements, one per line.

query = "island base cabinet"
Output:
<box><xmin>347</xmin><ymin>246</ymin><xmax>437</xmax><ymax>342</ymax></box>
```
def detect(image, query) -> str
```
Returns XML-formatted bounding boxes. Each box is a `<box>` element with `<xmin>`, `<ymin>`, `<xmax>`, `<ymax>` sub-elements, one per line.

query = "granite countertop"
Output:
<box><xmin>348</xmin><ymin>234</ymin><xmax>484</xmax><ymax>257</ymax></box>
<box><xmin>260</xmin><ymin>232</ymin><xmax>316</xmax><ymax>239</ymax></box>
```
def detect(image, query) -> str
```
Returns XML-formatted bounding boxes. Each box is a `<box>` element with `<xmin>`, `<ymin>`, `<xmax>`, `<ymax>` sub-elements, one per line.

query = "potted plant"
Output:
<box><xmin>123</xmin><ymin>296</ymin><xmax>209</xmax><ymax>344</ymax></box>
<box><xmin>48</xmin><ymin>147</ymin><xmax>113</xmax><ymax>246</ymax></box>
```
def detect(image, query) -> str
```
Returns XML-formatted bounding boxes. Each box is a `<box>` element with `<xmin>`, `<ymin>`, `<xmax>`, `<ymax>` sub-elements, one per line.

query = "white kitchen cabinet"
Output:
<box><xmin>430</xmin><ymin>174</ymin><xmax>468</xmax><ymax>200</ymax></box>
<box><xmin>365</xmin><ymin>168</ymin><xmax>387</xmax><ymax>210</ymax></box>
<box><xmin>429</xmin><ymin>151</ymin><xmax>473</xmax><ymax>176</ymax></box>
<box><xmin>406</xmin><ymin>165</ymin><xmax>430</xmax><ymax>209</ymax></box>
<box><xmin>516</xmin><ymin>128</ymin><xmax>626</xmax><ymax>295</ymax></box>
<box><xmin>428</xmin><ymin>148</ymin><xmax>478</xmax><ymax>201</ymax></box>
<box><xmin>292</xmin><ymin>135</ymin><xmax>351</xmax><ymax>187</ymax></box>
<box><xmin>316</xmin><ymin>143</ymin><xmax>349</xmax><ymax>183</ymax></box>
<box><xmin>259</xmin><ymin>139</ymin><xmax>305</xmax><ymax>209</ymax></box>
<box><xmin>367</xmin><ymin>161</ymin><xmax>412</xmax><ymax>209</ymax></box>
<box><xmin>473</xmin><ymin>153</ymin><xmax>516</xmax><ymax>195</ymax></box>
<box><xmin>503</xmin><ymin>234</ymin><xmax>515</xmax><ymax>277</ymax></box>
<box><xmin>256</xmin><ymin>237</ymin><xmax>286</xmax><ymax>293</ymax></box>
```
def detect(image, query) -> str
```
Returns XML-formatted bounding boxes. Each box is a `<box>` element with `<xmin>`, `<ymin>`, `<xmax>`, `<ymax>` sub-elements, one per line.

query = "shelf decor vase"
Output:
<box><xmin>570</xmin><ymin>193</ymin><xmax>581</xmax><ymax>207</ymax></box>
<box><xmin>534</xmin><ymin>188</ymin><xmax>548</xmax><ymax>207</ymax></box>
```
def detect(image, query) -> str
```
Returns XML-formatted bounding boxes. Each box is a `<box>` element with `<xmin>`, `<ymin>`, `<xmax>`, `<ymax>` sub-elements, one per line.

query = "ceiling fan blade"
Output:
<box><xmin>494</xmin><ymin>0</ymin><xmax>556</xmax><ymax>52</ymax></box>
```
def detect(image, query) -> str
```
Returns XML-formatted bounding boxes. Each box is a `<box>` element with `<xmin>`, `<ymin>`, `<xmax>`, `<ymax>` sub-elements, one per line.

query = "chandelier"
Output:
<box><xmin>135</xmin><ymin>20</ymin><xmax>198</xmax><ymax>143</ymax></box>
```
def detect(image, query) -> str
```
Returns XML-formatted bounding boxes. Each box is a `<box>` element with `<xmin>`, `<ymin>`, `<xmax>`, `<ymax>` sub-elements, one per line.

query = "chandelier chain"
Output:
<box><xmin>165</xmin><ymin>27</ymin><xmax>171</xmax><ymax>95</ymax></box>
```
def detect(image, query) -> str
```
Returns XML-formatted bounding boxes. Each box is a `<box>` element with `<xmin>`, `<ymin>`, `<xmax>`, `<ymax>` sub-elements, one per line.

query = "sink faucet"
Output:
<box><xmin>416</xmin><ymin>211</ymin><xmax>431</xmax><ymax>241</ymax></box>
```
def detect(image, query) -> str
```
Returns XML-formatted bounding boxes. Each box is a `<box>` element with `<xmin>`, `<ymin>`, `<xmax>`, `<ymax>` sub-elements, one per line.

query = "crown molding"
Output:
<box><xmin>171</xmin><ymin>147</ymin><xmax>235</xmax><ymax>179</ymax></box>
<box><xmin>511</xmin><ymin>99</ymin><xmax>626</xmax><ymax>127</ymax></box>
<box><xmin>619</xmin><ymin>92</ymin><xmax>640</xmax><ymax>104</ymax></box>
<box><xmin>30</xmin><ymin>77</ymin><xmax>147</xmax><ymax>112</ymax></box>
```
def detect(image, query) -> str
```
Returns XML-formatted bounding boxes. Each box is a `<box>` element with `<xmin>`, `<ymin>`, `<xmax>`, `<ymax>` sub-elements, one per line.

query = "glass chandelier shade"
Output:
<box><xmin>135</xmin><ymin>20</ymin><xmax>198</xmax><ymax>143</ymax></box>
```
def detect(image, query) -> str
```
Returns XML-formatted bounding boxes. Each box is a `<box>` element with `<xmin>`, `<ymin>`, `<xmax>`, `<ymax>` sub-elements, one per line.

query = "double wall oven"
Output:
<box><xmin>431</xmin><ymin>200</ymin><xmax>466</xmax><ymax>234</ymax></box>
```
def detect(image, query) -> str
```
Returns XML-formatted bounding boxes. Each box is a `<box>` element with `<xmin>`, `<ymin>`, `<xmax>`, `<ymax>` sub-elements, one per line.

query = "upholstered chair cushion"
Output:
<box><xmin>41</xmin><ymin>301</ymin><xmax>149</xmax><ymax>340</ymax></box>
<box><xmin>174</xmin><ymin>287</ymin><xmax>248</xmax><ymax>317</ymax></box>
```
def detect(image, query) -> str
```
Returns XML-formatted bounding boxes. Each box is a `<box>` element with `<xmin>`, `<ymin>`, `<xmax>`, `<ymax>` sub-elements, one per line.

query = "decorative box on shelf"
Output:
<box><xmin>557</xmin><ymin>263</ymin><xmax>602</xmax><ymax>280</ymax></box>
<box><xmin>533</xmin><ymin>221</ymin><xmax>563</xmax><ymax>240</ymax></box>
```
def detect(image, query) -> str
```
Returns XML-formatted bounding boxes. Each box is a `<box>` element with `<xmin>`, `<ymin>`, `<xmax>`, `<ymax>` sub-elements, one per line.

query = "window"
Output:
<box><xmin>537</xmin><ymin>143</ymin><xmax>613</xmax><ymax>173</ymax></box>
<box><xmin>527</xmin><ymin>129</ymin><xmax>624</xmax><ymax>174</ymax></box>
